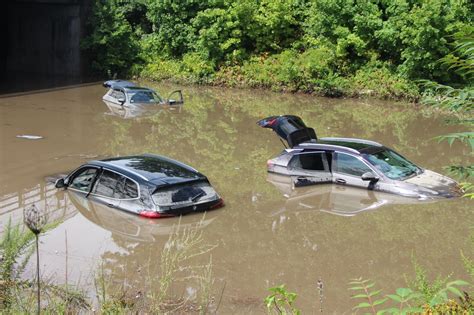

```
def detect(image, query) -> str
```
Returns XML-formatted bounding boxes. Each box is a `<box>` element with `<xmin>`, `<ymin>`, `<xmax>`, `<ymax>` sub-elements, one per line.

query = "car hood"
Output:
<box><xmin>403</xmin><ymin>170</ymin><xmax>462</xmax><ymax>198</ymax></box>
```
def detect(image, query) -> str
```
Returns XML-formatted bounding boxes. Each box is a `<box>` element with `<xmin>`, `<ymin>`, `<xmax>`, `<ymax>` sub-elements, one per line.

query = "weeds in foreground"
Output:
<box><xmin>94</xmin><ymin>215</ymin><xmax>219</xmax><ymax>314</ymax></box>
<box><xmin>349</xmin><ymin>277</ymin><xmax>470</xmax><ymax>314</ymax></box>
<box><xmin>1</xmin><ymin>216</ymin><xmax>89</xmax><ymax>313</ymax></box>
<box><xmin>0</xmin><ymin>219</ymin><xmax>36</xmax><ymax>308</ymax></box>
<box><xmin>1</xmin><ymin>213</ymin><xmax>219</xmax><ymax>314</ymax></box>
<box><xmin>23</xmin><ymin>204</ymin><xmax>48</xmax><ymax>314</ymax></box>
<box><xmin>264</xmin><ymin>284</ymin><xmax>301</xmax><ymax>315</ymax></box>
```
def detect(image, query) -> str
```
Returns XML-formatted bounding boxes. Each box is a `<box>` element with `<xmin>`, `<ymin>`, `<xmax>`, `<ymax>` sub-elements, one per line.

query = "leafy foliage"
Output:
<box><xmin>82</xmin><ymin>0</ymin><xmax>143</xmax><ymax>76</ymax></box>
<box><xmin>349</xmin><ymin>277</ymin><xmax>391</xmax><ymax>313</ymax></box>
<box><xmin>436</xmin><ymin>132</ymin><xmax>474</xmax><ymax>150</ymax></box>
<box><xmin>420</xmin><ymin>30</ymin><xmax>473</xmax><ymax>198</ymax></box>
<box><xmin>349</xmin><ymin>276</ymin><xmax>471</xmax><ymax>314</ymax></box>
<box><xmin>264</xmin><ymin>285</ymin><xmax>301</xmax><ymax>315</ymax></box>
<box><xmin>83</xmin><ymin>0</ymin><xmax>473</xmax><ymax>99</ymax></box>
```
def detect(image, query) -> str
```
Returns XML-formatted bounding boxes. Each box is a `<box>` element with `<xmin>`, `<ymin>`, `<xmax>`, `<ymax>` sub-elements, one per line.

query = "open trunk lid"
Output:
<box><xmin>257</xmin><ymin>115</ymin><xmax>317</xmax><ymax>148</ymax></box>
<box><xmin>103</xmin><ymin>80</ymin><xmax>136</xmax><ymax>89</ymax></box>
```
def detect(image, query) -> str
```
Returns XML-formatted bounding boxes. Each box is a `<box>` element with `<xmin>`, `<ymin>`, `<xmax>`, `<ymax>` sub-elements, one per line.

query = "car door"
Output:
<box><xmin>166</xmin><ymin>90</ymin><xmax>184</xmax><ymax>104</ymax></box>
<box><xmin>67</xmin><ymin>166</ymin><xmax>101</xmax><ymax>195</ymax></box>
<box><xmin>287</xmin><ymin>151</ymin><xmax>332</xmax><ymax>187</ymax></box>
<box><xmin>332</xmin><ymin>152</ymin><xmax>378</xmax><ymax>189</ymax></box>
<box><xmin>109</xmin><ymin>89</ymin><xmax>126</xmax><ymax>106</ymax></box>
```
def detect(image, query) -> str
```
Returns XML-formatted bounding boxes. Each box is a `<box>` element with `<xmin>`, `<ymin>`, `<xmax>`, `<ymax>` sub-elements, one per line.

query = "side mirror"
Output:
<box><xmin>361</xmin><ymin>172</ymin><xmax>379</xmax><ymax>182</ymax></box>
<box><xmin>55</xmin><ymin>178</ymin><xmax>66</xmax><ymax>189</ymax></box>
<box><xmin>117</xmin><ymin>97</ymin><xmax>125</xmax><ymax>105</ymax></box>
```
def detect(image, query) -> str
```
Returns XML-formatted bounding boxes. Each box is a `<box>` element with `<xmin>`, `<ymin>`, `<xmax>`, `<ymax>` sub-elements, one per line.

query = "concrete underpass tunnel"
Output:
<box><xmin>1</xmin><ymin>0</ymin><xmax>92</xmax><ymax>94</ymax></box>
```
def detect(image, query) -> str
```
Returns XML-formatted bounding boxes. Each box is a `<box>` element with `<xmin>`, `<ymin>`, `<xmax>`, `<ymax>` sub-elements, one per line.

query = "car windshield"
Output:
<box><xmin>129</xmin><ymin>90</ymin><xmax>163</xmax><ymax>103</ymax></box>
<box><xmin>362</xmin><ymin>149</ymin><xmax>421</xmax><ymax>180</ymax></box>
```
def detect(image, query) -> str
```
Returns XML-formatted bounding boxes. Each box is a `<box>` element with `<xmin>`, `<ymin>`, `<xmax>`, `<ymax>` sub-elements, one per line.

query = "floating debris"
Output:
<box><xmin>16</xmin><ymin>134</ymin><xmax>43</xmax><ymax>140</ymax></box>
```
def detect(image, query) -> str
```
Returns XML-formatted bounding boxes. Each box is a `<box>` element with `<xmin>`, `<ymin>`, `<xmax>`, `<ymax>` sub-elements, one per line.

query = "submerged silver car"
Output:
<box><xmin>258</xmin><ymin>115</ymin><xmax>462</xmax><ymax>199</ymax></box>
<box><xmin>102</xmin><ymin>80</ymin><xmax>183</xmax><ymax>108</ymax></box>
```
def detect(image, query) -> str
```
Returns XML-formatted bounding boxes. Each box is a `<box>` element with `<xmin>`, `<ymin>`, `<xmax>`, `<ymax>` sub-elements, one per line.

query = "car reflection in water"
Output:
<box><xmin>102</xmin><ymin>99</ymin><xmax>182</xmax><ymax>119</ymax></box>
<box><xmin>267</xmin><ymin>173</ymin><xmax>431</xmax><ymax>217</ymax></box>
<box><xmin>68</xmin><ymin>190</ymin><xmax>216</xmax><ymax>243</ymax></box>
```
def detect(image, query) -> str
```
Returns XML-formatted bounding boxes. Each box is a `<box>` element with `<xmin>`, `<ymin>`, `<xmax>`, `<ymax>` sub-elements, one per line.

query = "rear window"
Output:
<box><xmin>152</xmin><ymin>182</ymin><xmax>217</xmax><ymax>207</ymax></box>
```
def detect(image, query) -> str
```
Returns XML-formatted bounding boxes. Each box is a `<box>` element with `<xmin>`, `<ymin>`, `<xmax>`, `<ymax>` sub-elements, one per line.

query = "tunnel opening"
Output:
<box><xmin>1</xmin><ymin>0</ymin><xmax>94</xmax><ymax>94</ymax></box>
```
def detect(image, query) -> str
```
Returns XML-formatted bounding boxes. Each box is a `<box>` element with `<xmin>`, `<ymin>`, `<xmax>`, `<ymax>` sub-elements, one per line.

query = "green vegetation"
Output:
<box><xmin>420</xmin><ymin>31</ymin><xmax>473</xmax><ymax>197</ymax></box>
<box><xmin>349</xmin><ymin>277</ymin><xmax>471</xmax><ymax>313</ymax></box>
<box><xmin>0</xmin><ymin>219</ymin><xmax>89</xmax><ymax>313</ymax></box>
<box><xmin>0</xmin><ymin>216</ymin><xmax>218</xmax><ymax>313</ymax></box>
<box><xmin>83</xmin><ymin>0</ymin><xmax>473</xmax><ymax>100</ymax></box>
<box><xmin>265</xmin><ymin>285</ymin><xmax>301</xmax><ymax>315</ymax></box>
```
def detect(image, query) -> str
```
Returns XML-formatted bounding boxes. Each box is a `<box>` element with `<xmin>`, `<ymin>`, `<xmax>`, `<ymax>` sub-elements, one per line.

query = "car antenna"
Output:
<box><xmin>279</xmin><ymin>138</ymin><xmax>288</xmax><ymax>149</ymax></box>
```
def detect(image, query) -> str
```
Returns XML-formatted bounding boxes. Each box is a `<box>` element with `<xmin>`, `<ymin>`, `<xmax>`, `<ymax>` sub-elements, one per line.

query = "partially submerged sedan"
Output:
<box><xmin>55</xmin><ymin>154</ymin><xmax>224</xmax><ymax>218</ymax></box>
<box><xmin>258</xmin><ymin>115</ymin><xmax>462</xmax><ymax>199</ymax></box>
<box><xmin>102</xmin><ymin>80</ymin><xmax>183</xmax><ymax>107</ymax></box>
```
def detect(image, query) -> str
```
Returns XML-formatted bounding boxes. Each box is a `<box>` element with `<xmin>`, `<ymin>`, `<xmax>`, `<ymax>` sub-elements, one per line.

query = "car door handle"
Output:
<box><xmin>107</xmin><ymin>203</ymin><xmax>115</xmax><ymax>208</ymax></box>
<box><xmin>335</xmin><ymin>178</ymin><xmax>346</xmax><ymax>184</ymax></box>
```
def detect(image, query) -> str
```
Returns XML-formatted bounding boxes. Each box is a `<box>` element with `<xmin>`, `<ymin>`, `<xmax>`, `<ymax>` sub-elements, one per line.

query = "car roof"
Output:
<box><xmin>121</xmin><ymin>86</ymin><xmax>155</xmax><ymax>92</ymax></box>
<box><xmin>87</xmin><ymin>154</ymin><xmax>205</xmax><ymax>185</ymax></box>
<box><xmin>296</xmin><ymin>137</ymin><xmax>386</xmax><ymax>154</ymax></box>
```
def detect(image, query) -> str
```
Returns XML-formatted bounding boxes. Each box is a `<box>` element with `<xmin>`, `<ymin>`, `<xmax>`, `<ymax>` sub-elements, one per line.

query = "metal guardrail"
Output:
<box><xmin>0</xmin><ymin>182</ymin><xmax>77</xmax><ymax>233</ymax></box>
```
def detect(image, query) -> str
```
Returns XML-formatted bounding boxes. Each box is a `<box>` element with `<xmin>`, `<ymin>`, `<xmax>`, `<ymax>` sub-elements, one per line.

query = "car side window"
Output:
<box><xmin>334</xmin><ymin>153</ymin><xmax>372</xmax><ymax>177</ymax></box>
<box><xmin>93</xmin><ymin>170</ymin><xmax>122</xmax><ymax>198</ymax></box>
<box><xmin>69</xmin><ymin>167</ymin><xmax>98</xmax><ymax>192</ymax></box>
<box><xmin>289</xmin><ymin>152</ymin><xmax>327</xmax><ymax>171</ymax></box>
<box><xmin>93</xmin><ymin>170</ymin><xmax>138</xmax><ymax>199</ymax></box>
<box><xmin>122</xmin><ymin>178</ymin><xmax>139</xmax><ymax>199</ymax></box>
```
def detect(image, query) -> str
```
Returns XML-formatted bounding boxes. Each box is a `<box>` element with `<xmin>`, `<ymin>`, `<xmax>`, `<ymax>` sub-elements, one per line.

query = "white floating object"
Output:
<box><xmin>16</xmin><ymin>135</ymin><xmax>44</xmax><ymax>140</ymax></box>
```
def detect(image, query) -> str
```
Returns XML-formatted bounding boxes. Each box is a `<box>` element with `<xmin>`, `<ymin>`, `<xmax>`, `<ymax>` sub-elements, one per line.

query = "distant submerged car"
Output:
<box><xmin>102</xmin><ymin>80</ymin><xmax>183</xmax><ymax>108</ymax></box>
<box><xmin>55</xmin><ymin>154</ymin><xmax>224</xmax><ymax>218</ymax></box>
<box><xmin>258</xmin><ymin>115</ymin><xmax>462</xmax><ymax>199</ymax></box>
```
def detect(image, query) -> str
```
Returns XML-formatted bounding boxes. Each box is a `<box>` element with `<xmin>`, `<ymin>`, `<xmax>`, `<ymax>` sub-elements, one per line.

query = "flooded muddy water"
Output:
<box><xmin>0</xmin><ymin>83</ymin><xmax>472</xmax><ymax>313</ymax></box>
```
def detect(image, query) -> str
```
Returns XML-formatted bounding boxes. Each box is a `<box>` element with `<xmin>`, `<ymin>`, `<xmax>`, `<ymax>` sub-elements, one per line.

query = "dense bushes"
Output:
<box><xmin>83</xmin><ymin>0</ymin><xmax>473</xmax><ymax>100</ymax></box>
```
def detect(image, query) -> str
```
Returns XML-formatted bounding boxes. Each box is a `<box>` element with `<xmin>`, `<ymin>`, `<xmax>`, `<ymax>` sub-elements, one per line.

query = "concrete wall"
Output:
<box><xmin>1</xmin><ymin>0</ymin><xmax>92</xmax><ymax>93</ymax></box>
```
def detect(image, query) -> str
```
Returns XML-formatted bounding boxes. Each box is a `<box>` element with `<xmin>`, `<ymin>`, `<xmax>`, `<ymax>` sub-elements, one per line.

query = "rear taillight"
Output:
<box><xmin>139</xmin><ymin>211</ymin><xmax>174</xmax><ymax>219</ymax></box>
<box><xmin>267</xmin><ymin>160</ymin><xmax>275</xmax><ymax>170</ymax></box>
<box><xmin>210</xmin><ymin>198</ymin><xmax>224</xmax><ymax>210</ymax></box>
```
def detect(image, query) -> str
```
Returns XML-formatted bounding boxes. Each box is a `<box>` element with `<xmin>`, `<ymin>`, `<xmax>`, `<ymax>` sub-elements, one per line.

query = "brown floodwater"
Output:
<box><xmin>0</xmin><ymin>82</ymin><xmax>472</xmax><ymax>313</ymax></box>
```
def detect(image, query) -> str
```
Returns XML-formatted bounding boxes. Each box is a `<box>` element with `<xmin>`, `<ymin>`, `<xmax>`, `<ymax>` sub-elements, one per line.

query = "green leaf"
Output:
<box><xmin>447</xmin><ymin>280</ymin><xmax>469</xmax><ymax>287</ymax></box>
<box><xmin>368</xmin><ymin>289</ymin><xmax>382</xmax><ymax>297</ymax></box>
<box><xmin>352</xmin><ymin>293</ymin><xmax>370</xmax><ymax>299</ymax></box>
<box><xmin>446</xmin><ymin>286</ymin><xmax>464</xmax><ymax>297</ymax></box>
<box><xmin>377</xmin><ymin>307</ymin><xmax>398</xmax><ymax>314</ymax></box>
<box><xmin>395</xmin><ymin>288</ymin><xmax>413</xmax><ymax>298</ymax></box>
<box><xmin>373</xmin><ymin>297</ymin><xmax>388</xmax><ymax>306</ymax></box>
<box><xmin>265</xmin><ymin>295</ymin><xmax>275</xmax><ymax>308</ymax></box>
<box><xmin>386</xmin><ymin>294</ymin><xmax>402</xmax><ymax>303</ymax></box>
<box><xmin>349</xmin><ymin>286</ymin><xmax>366</xmax><ymax>290</ymax></box>
<box><xmin>366</xmin><ymin>282</ymin><xmax>376</xmax><ymax>289</ymax></box>
<box><xmin>353</xmin><ymin>302</ymin><xmax>372</xmax><ymax>309</ymax></box>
